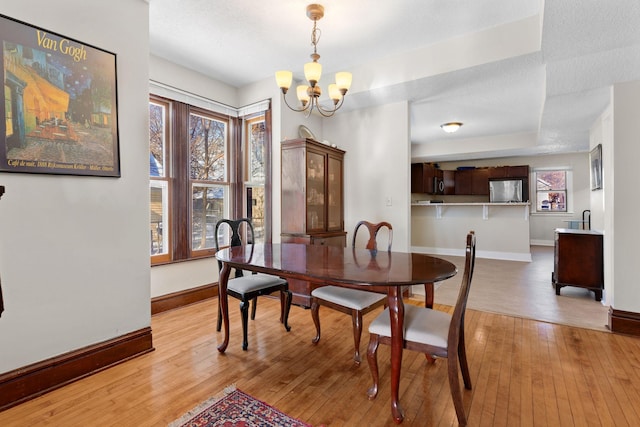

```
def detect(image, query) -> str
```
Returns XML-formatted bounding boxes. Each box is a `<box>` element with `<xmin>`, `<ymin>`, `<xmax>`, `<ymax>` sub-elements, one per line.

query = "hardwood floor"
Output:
<box><xmin>1</xmin><ymin>291</ymin><xmax>639</xmax><ymax>426</ymax></box>
<box><xmin>430</xmin><ymin>246</ymin><xmax>610</xmax><ymax>331</ymax></box>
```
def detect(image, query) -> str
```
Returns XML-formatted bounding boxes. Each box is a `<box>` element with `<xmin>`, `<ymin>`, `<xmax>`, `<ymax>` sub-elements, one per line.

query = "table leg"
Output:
<box><xmin>423</xmin><ymin>282</ymin><xmax>434</xmax><ymax>308</ymax></box>
<box><xmin>217</xmin><ymin>263</ymin><xmax>231</xmax><ymax>353</ymax></box>
<box><xmin>387</xmin><ymin>287</ymin><xmax>405</xmax><ymax>423</ymax></box>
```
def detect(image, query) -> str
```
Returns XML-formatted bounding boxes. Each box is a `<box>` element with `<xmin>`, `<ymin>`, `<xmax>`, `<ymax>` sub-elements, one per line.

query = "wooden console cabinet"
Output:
<box><xmin>552</xmin><ymin>228</ymin><xmax>603</xmax><ymax>301</ymax></box>
<box><xmin>281</xmin><ymin>138</ymin><xmax>346</xmax><ymax>307</ymax></box>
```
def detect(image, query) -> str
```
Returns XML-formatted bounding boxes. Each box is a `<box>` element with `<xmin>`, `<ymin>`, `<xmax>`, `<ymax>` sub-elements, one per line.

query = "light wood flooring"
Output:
<box><xmin>429</xmin><ymin>245</ymin><xmax>610</xmax><ymax>331</ymax></box>
<box><xmin>0</xmin><ymin>249</ymin><xmax>638</xmax><ymax>426</ymax></box>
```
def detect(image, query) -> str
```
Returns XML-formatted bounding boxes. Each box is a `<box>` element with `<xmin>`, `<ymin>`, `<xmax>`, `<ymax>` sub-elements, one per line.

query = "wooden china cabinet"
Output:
<box><xmin>281</xmin><ymin>138</ymin><xmax>346</xmax><ymax>307</ymax></box>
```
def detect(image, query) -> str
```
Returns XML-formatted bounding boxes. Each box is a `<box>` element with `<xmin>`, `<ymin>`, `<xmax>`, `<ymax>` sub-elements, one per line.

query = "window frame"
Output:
<box><xmin>149</xmin><ymin>94</ymin><xmax>272</xmax><ymax>265</ymax></box>
<box><xmin>149</xmin><ymin>97</ymin><xmax>171</xmax><ymax>264</ymax></box>
<box><xmin>533</xmin><ymin>168</ymin><xmax>571</xmax><ymax>213</ymax></box>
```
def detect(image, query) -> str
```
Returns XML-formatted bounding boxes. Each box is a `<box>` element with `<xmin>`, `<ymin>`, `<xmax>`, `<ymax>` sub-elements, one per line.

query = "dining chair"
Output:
<box><xmin>366</xmin><ymin>231</ymin><xmax>476</xmax><ymax>426</ymax></box>
<box><xmin>310</xmin><ymin>220</ymin><xmax>392</xmax><ymax>365</ymax></box>
<box><xmin>215</xmin><ymin>218</ymin><xmax>292</xmax><ymax>351</ymax></box>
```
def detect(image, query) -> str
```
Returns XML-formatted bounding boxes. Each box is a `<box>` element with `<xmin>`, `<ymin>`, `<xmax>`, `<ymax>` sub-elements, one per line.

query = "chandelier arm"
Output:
<box><xmin>315</xmin><ymin>96</ymin><xmax>345</xmax><ymax>117</ymax></box>
<box><xmin>314</xmin><ymin>105</ymin><xmax>336</xmax><ymax>117</ymax></box>
<box><xmin>281</xmin><ymin>92</ymin><xmax>311</xmax><ymax>113</ymax></box>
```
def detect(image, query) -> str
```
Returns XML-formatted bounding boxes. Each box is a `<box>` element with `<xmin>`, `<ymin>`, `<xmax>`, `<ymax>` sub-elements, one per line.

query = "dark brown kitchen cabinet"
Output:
<box><xmin>552</xmin><ymin>229</ymin><xmax>603</xmax><ymax>301</ymax></box>
<box><xmin>472</xmin><ymin>168</ymin><xmax>489</xmax><ymax>195</ymax></box>
<box><xmin>411</xmin><ymin>163</ymin><xmax>443</xmax><ymax>194</ymax></box>
<box><xmin>443</xmin><ymin>170</ymin><xmax>456</xmax><ymax>195</ymax></box>
<box><xmin>506</xmin><ymin>165</ymin><xmax>529</xmax><ymax>178</ymax></box>
<box><xmin>488</xmin><ymin>165</ymin><xmax>529</xmax><ymax>179</ymax></box>
<box><xmin>455</xmin><ymin>168</ymin><xmax>489</xmax><ymax>195</ymax></box>
<box><xmin>454</xmin><ymin>169</ymin><xmax>472</xmax><ymax>194</ymax></box>
<box><xmin>281</xmin><ymin>138</ymin><xmax>346</xmax><ymax>307</ymax></box>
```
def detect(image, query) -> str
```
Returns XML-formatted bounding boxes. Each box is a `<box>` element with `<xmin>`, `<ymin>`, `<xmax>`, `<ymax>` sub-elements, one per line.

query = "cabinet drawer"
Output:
<box><xmin>311</xmin><ymin>235</ymin><xmax>346</xmax><ymax>246</ymax></box>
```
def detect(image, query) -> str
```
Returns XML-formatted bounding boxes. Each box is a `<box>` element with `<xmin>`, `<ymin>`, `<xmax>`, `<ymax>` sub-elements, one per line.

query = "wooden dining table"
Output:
<box><xmin>216</xmin><ymin>242</ymin><xmax>457</xmax><ymax>423</ymax></box>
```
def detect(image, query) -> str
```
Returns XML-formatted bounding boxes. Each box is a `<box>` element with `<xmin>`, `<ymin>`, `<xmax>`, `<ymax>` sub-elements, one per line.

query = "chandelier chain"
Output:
<box><xmin>311</xmin><ymin>21</ymin><xmax>321</xmax><ymax>57</ymax></box>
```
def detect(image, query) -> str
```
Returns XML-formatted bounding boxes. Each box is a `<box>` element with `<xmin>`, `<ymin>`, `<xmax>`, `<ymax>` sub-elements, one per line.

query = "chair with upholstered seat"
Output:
<box><xmin>215</xmin><ymin>218</ymin><xmax>292</xmax><ymax>351</ymax></box>
<box><xmin>366</xmin><ymin>231</ymin><xmax>476</xmax><ymax>425</ymax></box>
<box><xmin>310</xmin><ymin>220</ymin><xmax>392</xmax><ymax>365</ymax></box>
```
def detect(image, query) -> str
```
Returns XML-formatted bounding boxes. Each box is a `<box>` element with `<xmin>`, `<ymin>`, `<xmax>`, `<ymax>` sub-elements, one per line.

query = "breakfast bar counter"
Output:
<box><xmin>411</xmin><ymin>202</ymin><xmax>531</xmax><ymax>261</ymax></box>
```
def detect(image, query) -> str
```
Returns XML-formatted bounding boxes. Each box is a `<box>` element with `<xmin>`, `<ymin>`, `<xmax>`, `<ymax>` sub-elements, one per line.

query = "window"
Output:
<box><xmin>244</xmin><ymin>115</ymin><xmax>267</xmax><ymax>243</ymax></box>
<box><xmin>149</xmin><ymin>99</ymin><xmax>170</xmax><ymax>261</ymax></box>
<box><xmin>149</xmin><ymin>94</ymin><xmax>272</xmax><ymax>264</ymax></box>
<box><xmin>189</xmin><ymin>110</ymin><xmax>230</xmax><ymax>255</ymax></box>
<box><xmin>535</xmin><ymin>170</ymin><xmax>567</xmax><ymax>212</ymax></box>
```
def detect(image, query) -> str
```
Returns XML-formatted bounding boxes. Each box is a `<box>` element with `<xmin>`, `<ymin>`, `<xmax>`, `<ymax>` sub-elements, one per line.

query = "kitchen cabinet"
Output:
<box><xmin>552</xmin><ymin>229</ymin><xmax>603</xmax><ymax>301</ymax></box>
<box><xmin>506</xmin><ymin>165</ymin><xmax>529</xmax><ymax>178</ymax></box>
<box><xmin>281</xmin><ymin>138</ymin><xmax>346</xmax><ymax>306</ymax></box>
<box><xmin>488</xmin><ymin>165</ymin><xmax>529</xmax><ymax>179</ymax></box>
<box><xmin>443</xmin><ymin>170</ymin><xmax>456</xmax><ymax>195</ymax></box>
<box><xmin>472</xmin><ymin>168</ymin><xmax>489</xmax><ymax>195</ymax></box>
<box><xmin>455</xmin><ymin>168</ymin><xmax>489</xmax><ymax>195</ymax></box>
<box><xmin>454</xmin><ymin>170</ymin><xmax>472</xmax><ymax>194</ymax></box>
<box><xmin>411</xmin><ymin>163</ymin><xmax>443</xmax><ymax>194</ymax></box>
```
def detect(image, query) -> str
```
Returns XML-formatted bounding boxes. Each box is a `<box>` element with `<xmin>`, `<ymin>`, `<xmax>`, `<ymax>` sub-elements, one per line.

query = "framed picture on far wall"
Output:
<box><xmin>590</xmin><ymin>144</ymin><xmax>602</xmax><ymax>191</ymax></box>
<box><xmin>1</xmin><ymin>13</ymin><xmax>120</xmax><ymax>177</ymax></box>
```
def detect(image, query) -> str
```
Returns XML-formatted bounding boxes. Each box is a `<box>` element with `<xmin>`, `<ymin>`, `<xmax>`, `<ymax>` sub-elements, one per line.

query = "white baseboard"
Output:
<box><xmin>411</xmin><ymin>246</ymin><xmax>532</xmax><ymax>262</ymax></box>
<box><xmin>531</xmin><ymin>239</ymin><xmax>554</xmax><ymax>246</ymax></box>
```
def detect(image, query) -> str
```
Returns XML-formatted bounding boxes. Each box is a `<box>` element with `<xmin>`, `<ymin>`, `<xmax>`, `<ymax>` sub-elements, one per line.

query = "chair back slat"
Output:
<box><xmin>215</xmin><ymin>218</ymin><xmax>255</xmax><ymax>278</ymax></box>
<box><xmin>352</xmin><ymin>220</ymin><xmax>393</xmax><ymax>252</ymax></box>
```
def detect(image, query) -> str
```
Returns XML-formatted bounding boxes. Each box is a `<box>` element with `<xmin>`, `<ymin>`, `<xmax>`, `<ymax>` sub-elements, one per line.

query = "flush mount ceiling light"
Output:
<box><xmin>275</xmin><ymin>4</ymin><xmax>352</xmax><ymax>118</ymax></box>
<box><xmin>440</xmin><ymin>122</ymin><xmax>463</xmax><ymax>133</ymax></box>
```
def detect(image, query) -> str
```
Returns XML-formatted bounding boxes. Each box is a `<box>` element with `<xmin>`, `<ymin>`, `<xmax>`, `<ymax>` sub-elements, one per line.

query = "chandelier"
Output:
<box><xmin>275</xmin><ymin>4</ymin><xmax>352</xmax><ymax>117</ymax></box>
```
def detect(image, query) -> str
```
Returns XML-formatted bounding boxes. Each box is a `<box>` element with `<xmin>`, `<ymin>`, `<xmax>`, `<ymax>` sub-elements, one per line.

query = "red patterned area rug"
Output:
<box><xmin>168</xmin><ymin>385</ymin><xmax>312</xmax><ymax>427</ymax></box>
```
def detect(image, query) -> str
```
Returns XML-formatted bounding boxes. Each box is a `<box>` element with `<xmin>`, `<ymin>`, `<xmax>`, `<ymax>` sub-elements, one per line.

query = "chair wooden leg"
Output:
<box><xmin>448</xmin><ymin>353</ymin><xmax>467</xmax><ymax>426</ymax></box>
<box><xmin>458</xmin><ymin>326</ymin><xmax>472</xmax><ymax>389</ymax></box>
<box><xmin>366</xmin><ymin>334</ymin><xmax>380</xmax><ymax>400</ymax></box>
<box><xmin>310</xmin><ymin>298</ymin><xmax>321</xmax><ymax>344</ymax></box>
<box><xmin>250</xmin><ymin>297</ymin><xmax>257</xmax><ymax>320</ymax></box>
<box><xmin>351</xmin><ymin>309</ymin><xmax>363</xmax><ymax>365</ymax></box>
<box><xmin>240</xmin><ymin>300</ymin><xmax>250</xmax><ymax>351</ymax></box>
<box><xmin>216</xmin><ymin>297</ymin><xmax>223</xmax><ymax>332</ymax></box>
<box><xmin>282</xmin><ymin>290</ymin><xmax>292</xmax><ymax>332</ymax></box>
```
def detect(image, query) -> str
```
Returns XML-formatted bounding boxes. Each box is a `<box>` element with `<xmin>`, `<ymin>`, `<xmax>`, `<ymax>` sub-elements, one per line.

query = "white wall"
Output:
<box><xmin>322</xmin><ymin>101</ymin><xmax>411</xmax><ymax>251</ymax></box>
<box><xmin>610</xmin><ymin>81</ymin><xmax>640</xmax><ymax>313</ymax></box>
<box><xmin>0</xmin><ymin>0</ymin><xmax>150</xmax><ymax>372</ymax></box>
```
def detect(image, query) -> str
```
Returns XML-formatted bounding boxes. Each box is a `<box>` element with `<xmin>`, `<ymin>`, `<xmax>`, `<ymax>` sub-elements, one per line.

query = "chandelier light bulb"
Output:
<box><xmin>275</xmin><ymin>70</ymin><xmax>293</xmax><ymax>92</ymax></box>
<box><xmin>328</xmin><ymin>84</ymin><xmax>342</xmax><ymax>102</ymax></box>
<box><xmin>297</xmin><ymin>85</ymin><xmax>311</xmax><ymax>104</ymax></box>
<box><xmin>335</xmin><ymin>72</ymin><xmax>352</xmax><ymax>92</ymax></box>
<box><xmin>304</xmin><ymin>62</ymin><xmax>322</xmax><ymax>86</ymax></box>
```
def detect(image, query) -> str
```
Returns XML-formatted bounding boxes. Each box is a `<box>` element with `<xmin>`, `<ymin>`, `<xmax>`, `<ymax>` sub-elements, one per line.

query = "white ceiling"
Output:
<box><xmin>149</xmin><ymin>0</ymin><xmax>640</xmax><ymax>162</ymax></box>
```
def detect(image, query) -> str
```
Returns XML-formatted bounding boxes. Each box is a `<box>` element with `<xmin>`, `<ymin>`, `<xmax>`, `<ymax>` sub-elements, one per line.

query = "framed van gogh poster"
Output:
<box><xmin>1</xmin><ymin>14</ymin><xmax>120</xmax><ymax>177</ymax></box>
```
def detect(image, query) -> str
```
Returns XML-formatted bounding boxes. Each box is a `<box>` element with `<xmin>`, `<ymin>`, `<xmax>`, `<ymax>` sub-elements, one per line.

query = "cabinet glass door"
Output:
<box><xmin>327</xmin><ymin>154</ymin><xmax>343</xmax><ymax>231</ymax></box>
<box><xmin>306</xmin><ymin>151</ymin><xmax>325</xmax><ymax>231</ymax></box>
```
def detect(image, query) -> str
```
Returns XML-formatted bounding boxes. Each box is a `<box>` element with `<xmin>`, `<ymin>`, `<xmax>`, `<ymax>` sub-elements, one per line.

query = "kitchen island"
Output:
<box><xmin>411</xmin><ymin>202</ymin><xmax>531</xmax><ymax>261</ymax></box>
